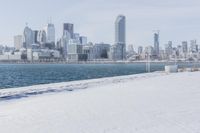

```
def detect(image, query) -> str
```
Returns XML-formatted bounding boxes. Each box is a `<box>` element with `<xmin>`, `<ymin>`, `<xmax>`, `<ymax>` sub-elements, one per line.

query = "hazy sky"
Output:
<box><xmin>1</xmin><ymin>0</ymin><xmax>200</xmax><ymax>48</ymax></box>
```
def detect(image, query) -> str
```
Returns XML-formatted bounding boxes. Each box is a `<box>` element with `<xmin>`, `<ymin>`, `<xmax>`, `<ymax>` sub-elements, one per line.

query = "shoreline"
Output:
<box><xmin>0</xmin><ymin>71</ymin><xmax>165</xmax><ymax>101</ymax></box>
<box><xmin>0</xmin><ymin>60</ymin><xmax>198</xmax><ymax>64</ymax></box>
<box><xmin>0</xmin><ymin>63</ymin><xmax>199</xmax><ymax>91</ymax></box>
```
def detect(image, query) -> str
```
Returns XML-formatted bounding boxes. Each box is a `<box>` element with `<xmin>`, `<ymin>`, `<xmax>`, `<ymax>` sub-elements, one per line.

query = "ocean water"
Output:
<box><xmin>0</xmin><ymin>63</ymin><xmax>197</xmax><ymax>89</ymax></box>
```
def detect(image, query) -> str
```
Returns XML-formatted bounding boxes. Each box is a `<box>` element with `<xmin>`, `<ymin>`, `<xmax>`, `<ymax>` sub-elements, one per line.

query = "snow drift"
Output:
<box><xmin>1</xmin><ymin>71</ymin><xmax>200</xmax><ymax>133</ymax></box>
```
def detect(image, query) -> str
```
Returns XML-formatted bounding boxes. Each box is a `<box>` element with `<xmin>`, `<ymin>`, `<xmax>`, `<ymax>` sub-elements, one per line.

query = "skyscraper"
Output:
<box><xmin>73</xmin><ymin>33</ymin><xmax>80</xmax><ymax>44</ymax></box>
<box><xmin>37</xmin><ymin>30</ymin><xmax>46</xmax><ymax>45</ymax></box>
<box><xmin>63</xmin><ymin>23</ymin><xmax>74</xmax><ymax>39</ymax></box>
<box><xmin>23</xmin><ymin>26</ymin><xmax>34</xmax><ymax>48</ymax></box>
<box><xmin>154</xmin><ymin>31</ymin><xmax>159</xmax><ymax>58</ymax></box>
<box><xmin>190</xmin><ymin>40</ymin><xmax>198</xmax><ymax>53</ymax></box>
<box><xmin>182</xmin><ymin>41</ymin><xmax>188</xmax><ymax>54</ymax></box>
<box><xmin>61</xmin><ymin>30</ymin><xmax>71</xmax><ymax>58</ymax></box>
<box><xmin>165</xmin><ymin>41</ymin><xmax>173</xmax><ymax>56</ymax></box>
<box><xmin>44</xmin><ymin>23</ymin><xmax>55</xmax><ymax>44</ymax></box>
<box><xmin>33</xmin><ymin>30</ymin><xmax>38</xmax><ymax>44</ymax></box>
<box><xmin>14</xmin><ymin>35</ymin><xmax>23</xmax><ymax>50</ymax></box>
<box><xmin>115</xmin><ymin>15</ymin><xmax>126</xmax><ymax>44</ymax></box>
<box><xmin>114</xmin><ymin>15</ymin><xmax>126</xmax><ymax>60</ymax></box>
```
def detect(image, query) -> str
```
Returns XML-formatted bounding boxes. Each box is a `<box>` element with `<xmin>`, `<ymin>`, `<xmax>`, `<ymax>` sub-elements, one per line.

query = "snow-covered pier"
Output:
<box><xmin>1</xmin><ymin>71</ymin><xmax>200</xmax><ymax>133</ymax></box>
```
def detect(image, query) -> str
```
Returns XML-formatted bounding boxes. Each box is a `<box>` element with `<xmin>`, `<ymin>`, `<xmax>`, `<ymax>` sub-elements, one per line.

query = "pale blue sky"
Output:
<box><xmin>1</xmin><ymin>0</ymin><xmax>200</xmax><ymax>48</ymax></box>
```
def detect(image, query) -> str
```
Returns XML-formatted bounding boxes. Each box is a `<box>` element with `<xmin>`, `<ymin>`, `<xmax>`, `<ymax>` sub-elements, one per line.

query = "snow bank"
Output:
<box><xmin>0</xmin><ymin>72</ymin><xmax>165</xmax><ymax>101</ymax></box>
<box><xmin>1</xmin><ymin>71</ymin><xmax>200</xmax><ymax>133</ymax></box>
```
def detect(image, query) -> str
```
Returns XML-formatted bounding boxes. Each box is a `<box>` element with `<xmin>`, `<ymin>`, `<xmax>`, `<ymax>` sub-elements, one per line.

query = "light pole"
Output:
<box><xmin>146</xmin><ymin>53</ymin><xmax>150</xmax><ymax>73</ymax></box>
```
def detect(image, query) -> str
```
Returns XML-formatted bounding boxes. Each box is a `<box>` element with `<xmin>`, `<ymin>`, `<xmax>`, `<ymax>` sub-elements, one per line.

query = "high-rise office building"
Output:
<box><xmin>73</xmin><ymin>33</ymin><xmax>80</xmax><ymax>44</ymax></box>
<box><xmin>63</xmin><ymin>23</ymin><xmax>74</xmax><ymax>39</ymax></box>
<box><xmin>115</xmin><ymin>15</ymin><xmax>126</xmax><ymax>44</ymax></box>
<box><xmin>33</xmin><ymin>30</ymin><xmax>38</xmax><ymax>44</ymax></box>
<box><xmin>190</xmin><ymin>40</ymin><xmax>198</xmax><ymax>53</ymax></box>
<box><xmin>61</xmin><ymin>31</ymin><xmax>71</xmax><ymax>58</ymax></box>
<box><xmin>37</xmin><ymin>30</ymin><xmax>46</xmax><ymax>45</ymax></box>
<box><xmin>165</xmin><ymin>41</ymin><xmax>173</xmax><ymax>56</ymax></box>
<box><xmin>154</xmin><ymin>32</ymin><xmax>159</xmax><ymax>58</ymax></box>
<box><xmin>23</xmin><ymin>26</ymin><xmax>34</xmax><ymax>48</ymax></box>
<box><xmin>114</xmin><ymin>15</ymin><xmax>126</xmax><ymax>60</ymax></box>
<box><xmin>14</xmin><ymin>35</ymin><xmax>23</xmax><ymax>50</ymax></box>
<box><xmin>44</xmin><ymin>23</ymin><xmax>55</xmax><ymax>44</ymax></box>
<box><xmin>182</xmin><ymin>41</ymin><xmax>188</xmax><ymax>54</ymax></box>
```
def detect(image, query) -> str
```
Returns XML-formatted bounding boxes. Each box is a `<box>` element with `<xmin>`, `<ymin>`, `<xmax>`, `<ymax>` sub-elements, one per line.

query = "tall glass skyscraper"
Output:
<box><xmin>37</xmin><ymin>30</ymin><xmax>46</xmax><ymax>45</ymax></box>
<box><xmin>44</xmin><ymin>23</ymin><xmax>55</xmax><ymax>44</ymax></box>
<box><xmin>63</xmin><ymin>23</ymin><xmax>74</xmax><ymax>39</ymax></box>
<box><xmin>23</xmin><ymin>26</ymin><xmax>34</xmax><ymax>48</ymax></box>
<box><xmin>115</xmin><ymin>15</ymin><xmax>126</xmax><ymax>44</ymax></box>
<box><xmin>154</xmin><ymin>32</ymin><xmax>159</xmax><ymax>58</ymax></box>
<box><xmin>114</xmin><ymin>15</ymin><xmax>126</xmax><ymax>60</ymax></box>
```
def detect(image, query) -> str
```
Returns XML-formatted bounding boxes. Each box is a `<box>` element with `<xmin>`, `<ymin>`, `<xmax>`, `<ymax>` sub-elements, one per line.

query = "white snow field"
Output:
<box><xmin>0</xmin><ymin>72</ymin><xmax>200</xmax><ymax>133</ymax></box>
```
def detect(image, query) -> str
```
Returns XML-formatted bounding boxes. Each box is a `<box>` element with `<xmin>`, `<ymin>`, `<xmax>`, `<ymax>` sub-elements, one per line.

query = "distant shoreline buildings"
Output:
<box><xmin>0</xmin><ymin>15</ymin><xmax>200</xmax><ymax>62</ymax></box>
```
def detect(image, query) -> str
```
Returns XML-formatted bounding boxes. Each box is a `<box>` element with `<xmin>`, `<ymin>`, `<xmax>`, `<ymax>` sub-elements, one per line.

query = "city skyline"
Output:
<box><xmin>0</xmin><ymin>14</ymin><xmax>200</xmax><ymax>63</ymax></box>
<box><xmin>1</xmin><ymin>0</ymin><xmax>200</xmax><ymax>47</ymax></box>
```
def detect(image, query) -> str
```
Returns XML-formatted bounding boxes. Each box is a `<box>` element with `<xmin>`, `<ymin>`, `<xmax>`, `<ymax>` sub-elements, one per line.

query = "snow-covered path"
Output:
<box><xmin>0</xmin><ymin>72</ymin><xmax>200</xmax><ymax>133</ymax></box>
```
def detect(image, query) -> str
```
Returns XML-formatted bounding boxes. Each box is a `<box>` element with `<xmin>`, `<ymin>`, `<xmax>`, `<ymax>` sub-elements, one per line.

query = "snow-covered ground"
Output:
<box><xmin>0</xmin><ymin>71</ymin><xmax>200</xmax><ymax>133</ymax></box>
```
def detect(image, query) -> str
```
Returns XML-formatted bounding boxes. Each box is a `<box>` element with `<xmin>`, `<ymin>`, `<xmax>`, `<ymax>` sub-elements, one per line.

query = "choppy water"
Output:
<box><xmin>0</xmin><ymin>63</ymin><xmax>198</xmax><ymax>89</ymax></box>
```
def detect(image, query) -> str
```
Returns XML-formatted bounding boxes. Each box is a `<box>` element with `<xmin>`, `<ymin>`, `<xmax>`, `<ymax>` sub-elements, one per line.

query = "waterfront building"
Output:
<box><xmin>83</xmin><ymin>43</ymin><xmax>94</xmax><ymax>60</ymax></box>
<box><xmin>26</xmin><ymin>49</ymin><xmax>60</xmax><ymax>61</ymax></box>
<box><xmin>92</xmin><ymin>43</ymin><xmax>110</xmax><ymax>59</ymax></box>
<box><xmin>110</xmin><ymin>44</ymin><xmax>124</xmax><ymax>60</ymax></box>
<box><xmin>0</xmin><ymin>54</ymin><xmax>22</xmax><ymax>61</ymax></box>
<box><xmin>67</xmin><ymin>44</ymin><xmax>87</xmax><ymax>61</ymax></box>
<box><xmin>83</xmin><ymin>43</ymin><xmax>110</xmax><ymax>61</ymax></box>
<box><xmin>14</xmin><ymin>35</ymin><xmax>23</xmax><ymax>50</ymax></box>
